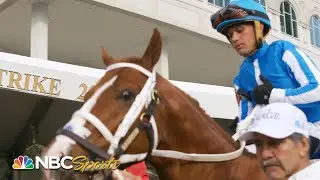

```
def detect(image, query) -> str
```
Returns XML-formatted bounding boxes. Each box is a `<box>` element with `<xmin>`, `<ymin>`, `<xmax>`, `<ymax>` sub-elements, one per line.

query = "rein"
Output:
<box><xmin>52</xmin><ymin>62</ymin><xmax>246</xmax><ymax>175</ymax></box>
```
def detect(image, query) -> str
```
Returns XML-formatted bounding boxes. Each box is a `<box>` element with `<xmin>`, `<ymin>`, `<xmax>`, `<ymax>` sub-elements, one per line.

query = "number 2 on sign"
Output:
<box><xmin>77</xmin><ymin>83</ymin><xmax>94</xmax><ymax>101</ymax></box>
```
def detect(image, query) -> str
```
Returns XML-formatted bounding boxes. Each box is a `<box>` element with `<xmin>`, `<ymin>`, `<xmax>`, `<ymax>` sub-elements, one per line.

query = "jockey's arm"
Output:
<box><xmin>237</xmin><ymin>99</ymin><xmax>254</xmax><ymax>122</ymax></box>
<box><xmin>234</xmin><ymin>78</ymin><xmax>253</xmax><ymax>122</ymax></box>
<box><xmin>269</xmin><ymin>47</ymin><xmax>320</xmax><ymax>106</ymax></box>
<box><xmin>266</xmin><ymin>47</ymin><xmax>320</xmax><ymax>148</ymax></box>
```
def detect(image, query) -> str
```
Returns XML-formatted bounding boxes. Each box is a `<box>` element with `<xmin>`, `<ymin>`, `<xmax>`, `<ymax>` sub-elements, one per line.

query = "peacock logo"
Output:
<box><xmin>12</xmin><ymin>155</ymin><xmax>34</xmax><ymax>169</ymax></box>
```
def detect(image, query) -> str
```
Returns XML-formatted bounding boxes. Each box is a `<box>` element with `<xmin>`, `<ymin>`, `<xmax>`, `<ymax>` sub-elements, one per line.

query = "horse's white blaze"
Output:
<box><xmin>81</xmin><ymin>76</ymin><xmax>118</xmax><ymax>112</ymax></box>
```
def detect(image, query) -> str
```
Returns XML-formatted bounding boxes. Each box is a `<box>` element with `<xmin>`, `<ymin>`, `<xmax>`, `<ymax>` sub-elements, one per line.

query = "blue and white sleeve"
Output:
<box><xmin>269</xmin><ymin>47</ymin><xmax>320</xmax><ymax>106</ymax></box>
<box><xmin>238</xmin><ymin>99</ymin><xmax>254</xmax><ymax>121</ymax></box>
<box><xmin>234</xmin><ymin>77</ymin><xmax>254</xmax><ymax>121</ymax></box>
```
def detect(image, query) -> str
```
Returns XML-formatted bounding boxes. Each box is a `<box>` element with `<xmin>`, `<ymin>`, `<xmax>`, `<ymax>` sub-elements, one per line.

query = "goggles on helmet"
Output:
<box><xmin>211</xmin><ymin>4</ymin><xmax>269</xmax><ymax>29</ymax></box>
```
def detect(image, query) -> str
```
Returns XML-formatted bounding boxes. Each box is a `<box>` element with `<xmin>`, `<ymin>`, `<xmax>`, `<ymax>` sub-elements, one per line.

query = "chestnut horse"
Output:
<box><xmin>42</xmin><ymin>29</ymin><xmax>267</xmax><ymax>180</ymax></box>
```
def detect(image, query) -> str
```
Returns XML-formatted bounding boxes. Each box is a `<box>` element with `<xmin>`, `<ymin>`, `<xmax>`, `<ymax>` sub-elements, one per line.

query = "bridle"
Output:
<box><xmin>48</xmin><ymin>62</ymin><xmax>246</xmax><ymax>178</ymax></box>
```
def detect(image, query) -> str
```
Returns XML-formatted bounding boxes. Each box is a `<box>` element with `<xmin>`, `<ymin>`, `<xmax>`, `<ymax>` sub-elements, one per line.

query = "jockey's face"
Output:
<box><xmin>253</xmin><ymin>133</ymin><xmax>310</xmax><ymax>180</ymax></box>
<box><xmin>226</xmin><ymin>22</ymin><xmax>257</xmax><ymax>57</ymax></box>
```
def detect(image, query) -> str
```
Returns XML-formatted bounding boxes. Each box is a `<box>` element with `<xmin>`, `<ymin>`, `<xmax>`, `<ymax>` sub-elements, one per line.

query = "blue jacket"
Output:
<box><xmin>234</xmin><ymin>40</ymin><xmax>320</xmax><ymax>123</ymax></box>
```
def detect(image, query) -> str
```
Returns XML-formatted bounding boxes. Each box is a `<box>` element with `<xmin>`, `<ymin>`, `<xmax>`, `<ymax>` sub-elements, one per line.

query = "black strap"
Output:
<box><xmin>243</xmin><ymin>8</ymin><xmax>269</xmax><ymax>21</ymax></box>
<box><xmin>114</xmin><ymin>94</ymin><xmax>158</xmax><ymax>160</ymax></box>
<box><xmin>142</xmin><ymin>93</ymin><xmax>157</xmax><ymax>159</ymax></box>
<box><xmin>147</xmin><ymin>95</ymin><xmax>158</xmax><ymax>116</ymax></box>
<box><xmin>57</xmin><ymin>129</ymin><xmax>110</xmax><ymax>160</ymax></box>
<box><xmin>143</xmin><ymin>121</ymin><xmax>154</xmax><ymax>160</ymax></box>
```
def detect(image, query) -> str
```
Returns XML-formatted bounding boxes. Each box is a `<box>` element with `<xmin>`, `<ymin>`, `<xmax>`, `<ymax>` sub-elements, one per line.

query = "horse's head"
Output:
<box><xmin>43</xmin><ymin>28</ymin><xmax>163</xmax><ymax>179</ymax></box>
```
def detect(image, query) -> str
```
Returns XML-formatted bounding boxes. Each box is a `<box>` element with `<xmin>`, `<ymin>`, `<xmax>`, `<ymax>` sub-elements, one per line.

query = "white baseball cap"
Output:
<box><xmin>239</xmin><ymin>103</ymin><xmax>309</xmax><ymax>141</ymax></box>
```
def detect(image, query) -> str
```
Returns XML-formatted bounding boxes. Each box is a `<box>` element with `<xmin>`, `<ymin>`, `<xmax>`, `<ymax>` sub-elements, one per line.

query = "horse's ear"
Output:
<box><xmin>142</xmin><ymin>28</ymin><xmax>162</xmax><ymax>71</ymax></box>
<box><xmin>101</xmin><ymin>47</ymin><xmax>115</xmax><ymax>66</ymax></box>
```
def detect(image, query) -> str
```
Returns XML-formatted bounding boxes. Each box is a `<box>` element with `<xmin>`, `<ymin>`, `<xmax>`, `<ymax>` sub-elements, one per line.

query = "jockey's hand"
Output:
<box><xmin>112</xmin><ymin>169</ymin><xmax>142</xmax><ymax>180</ymax></box>
<box><xmin>253</xmin><ymin>75</ymin><xmax>273</xmax><ymax>105</ymax></box>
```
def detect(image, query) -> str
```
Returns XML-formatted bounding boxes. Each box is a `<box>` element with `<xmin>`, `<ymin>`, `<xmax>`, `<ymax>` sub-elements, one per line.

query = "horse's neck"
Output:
<box><xmin>150</xmin><ymin>78</ymin><xmax>239</xmax><ymax>166</ymax></box>
<box><xmin>150</xmin><ymin>77</ymin><xmax>266</xmax><ymax>179</ymax></box>
<box><xmin>155</xmin><ymin>77</ymin><xmax>238</xmax><ymax>155</ymax></box>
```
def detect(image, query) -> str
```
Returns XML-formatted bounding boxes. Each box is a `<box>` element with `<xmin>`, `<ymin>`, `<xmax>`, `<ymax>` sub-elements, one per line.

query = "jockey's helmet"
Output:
<box><xmin>210</xmin><ymin>0</ymin><xmax>271</xmax><ymax>48</ymax></box>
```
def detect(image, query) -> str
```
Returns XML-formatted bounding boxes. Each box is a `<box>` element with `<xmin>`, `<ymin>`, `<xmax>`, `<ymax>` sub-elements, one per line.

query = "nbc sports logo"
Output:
<box><xmin>12</xmin><ymin>155</ymin><xmax>72</xmax><ymax>170</ymax></box>
<box><xmin>12</xmin><ymin>155</ymin><xmax>34</xmax><ymax>169</ymax></box>
<box><xmin>12</xmin><ymin>155</ymin><xmax>120</xmax><ymax>171</ymax></box>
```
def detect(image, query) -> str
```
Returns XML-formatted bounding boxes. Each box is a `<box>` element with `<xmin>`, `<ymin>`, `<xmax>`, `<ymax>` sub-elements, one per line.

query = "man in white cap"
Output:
<box><xmin>239</xmin><ymin>102</ymin><xmax>320</xmax><ymax>180</ymax></box>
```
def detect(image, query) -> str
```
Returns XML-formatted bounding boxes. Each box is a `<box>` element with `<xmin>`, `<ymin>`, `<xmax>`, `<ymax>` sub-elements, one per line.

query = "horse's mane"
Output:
<box><xmin>174</xmin><ymin>85</ymin><xmax>208</xmax><ymax>116</ymax></box>
<box><xmin>158</xmin><ymin>74</ymin><xmax>239</xmax><ymax>149</ymax></box>
<box><xmin>165</xmin><ymin>78</ymin><xmax>259</xmax><ymax>162</ymax></box>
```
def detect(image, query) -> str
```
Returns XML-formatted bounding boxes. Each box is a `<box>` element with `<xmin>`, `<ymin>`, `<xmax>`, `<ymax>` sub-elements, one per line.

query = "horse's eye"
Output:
<box><xmin>121</xmin><ymin>90</ymin><xmax>135</xmax><ymax>101</ymax></box>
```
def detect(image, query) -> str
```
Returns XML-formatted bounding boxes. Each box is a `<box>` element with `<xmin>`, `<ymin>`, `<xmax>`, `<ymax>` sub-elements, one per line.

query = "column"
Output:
<box><xmin>30</xmin><ymin>0</ymin><xmax>50</xmax><ymax>59</ymax></box>
<box><xmin>19</xmin><ymin>2</ymin><xmax>51</xmax><ymax>180</ymax></box>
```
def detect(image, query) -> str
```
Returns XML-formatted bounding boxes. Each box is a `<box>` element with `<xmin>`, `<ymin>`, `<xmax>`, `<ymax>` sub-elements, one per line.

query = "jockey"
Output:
<box><xmin>238</xmin><ymin>103</ymin><xmax>320</xmax><ymax>180</ymax></box>
<box><xmin>210</xmin><ymin>0</ymin><xmax>320</xmax><ymax>158</ymax></box>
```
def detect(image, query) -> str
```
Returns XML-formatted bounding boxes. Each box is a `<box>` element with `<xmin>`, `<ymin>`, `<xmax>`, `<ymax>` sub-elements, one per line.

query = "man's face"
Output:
<box><xmin>226</xmin><ymin>23</ymin><xmax>257</xmax><ymax>57</ymax></box>
<box><xmin>253</xmin><ymin>134</ymin><xmax>308</xmax><ymax>180</ymax></box>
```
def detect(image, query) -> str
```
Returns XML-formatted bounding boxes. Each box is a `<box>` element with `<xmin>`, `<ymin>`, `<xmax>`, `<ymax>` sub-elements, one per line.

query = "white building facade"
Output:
<box><xmin>0</xmin><ymin>0</ymin><xmax>319</xmax><ymax>179</ymax></box>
